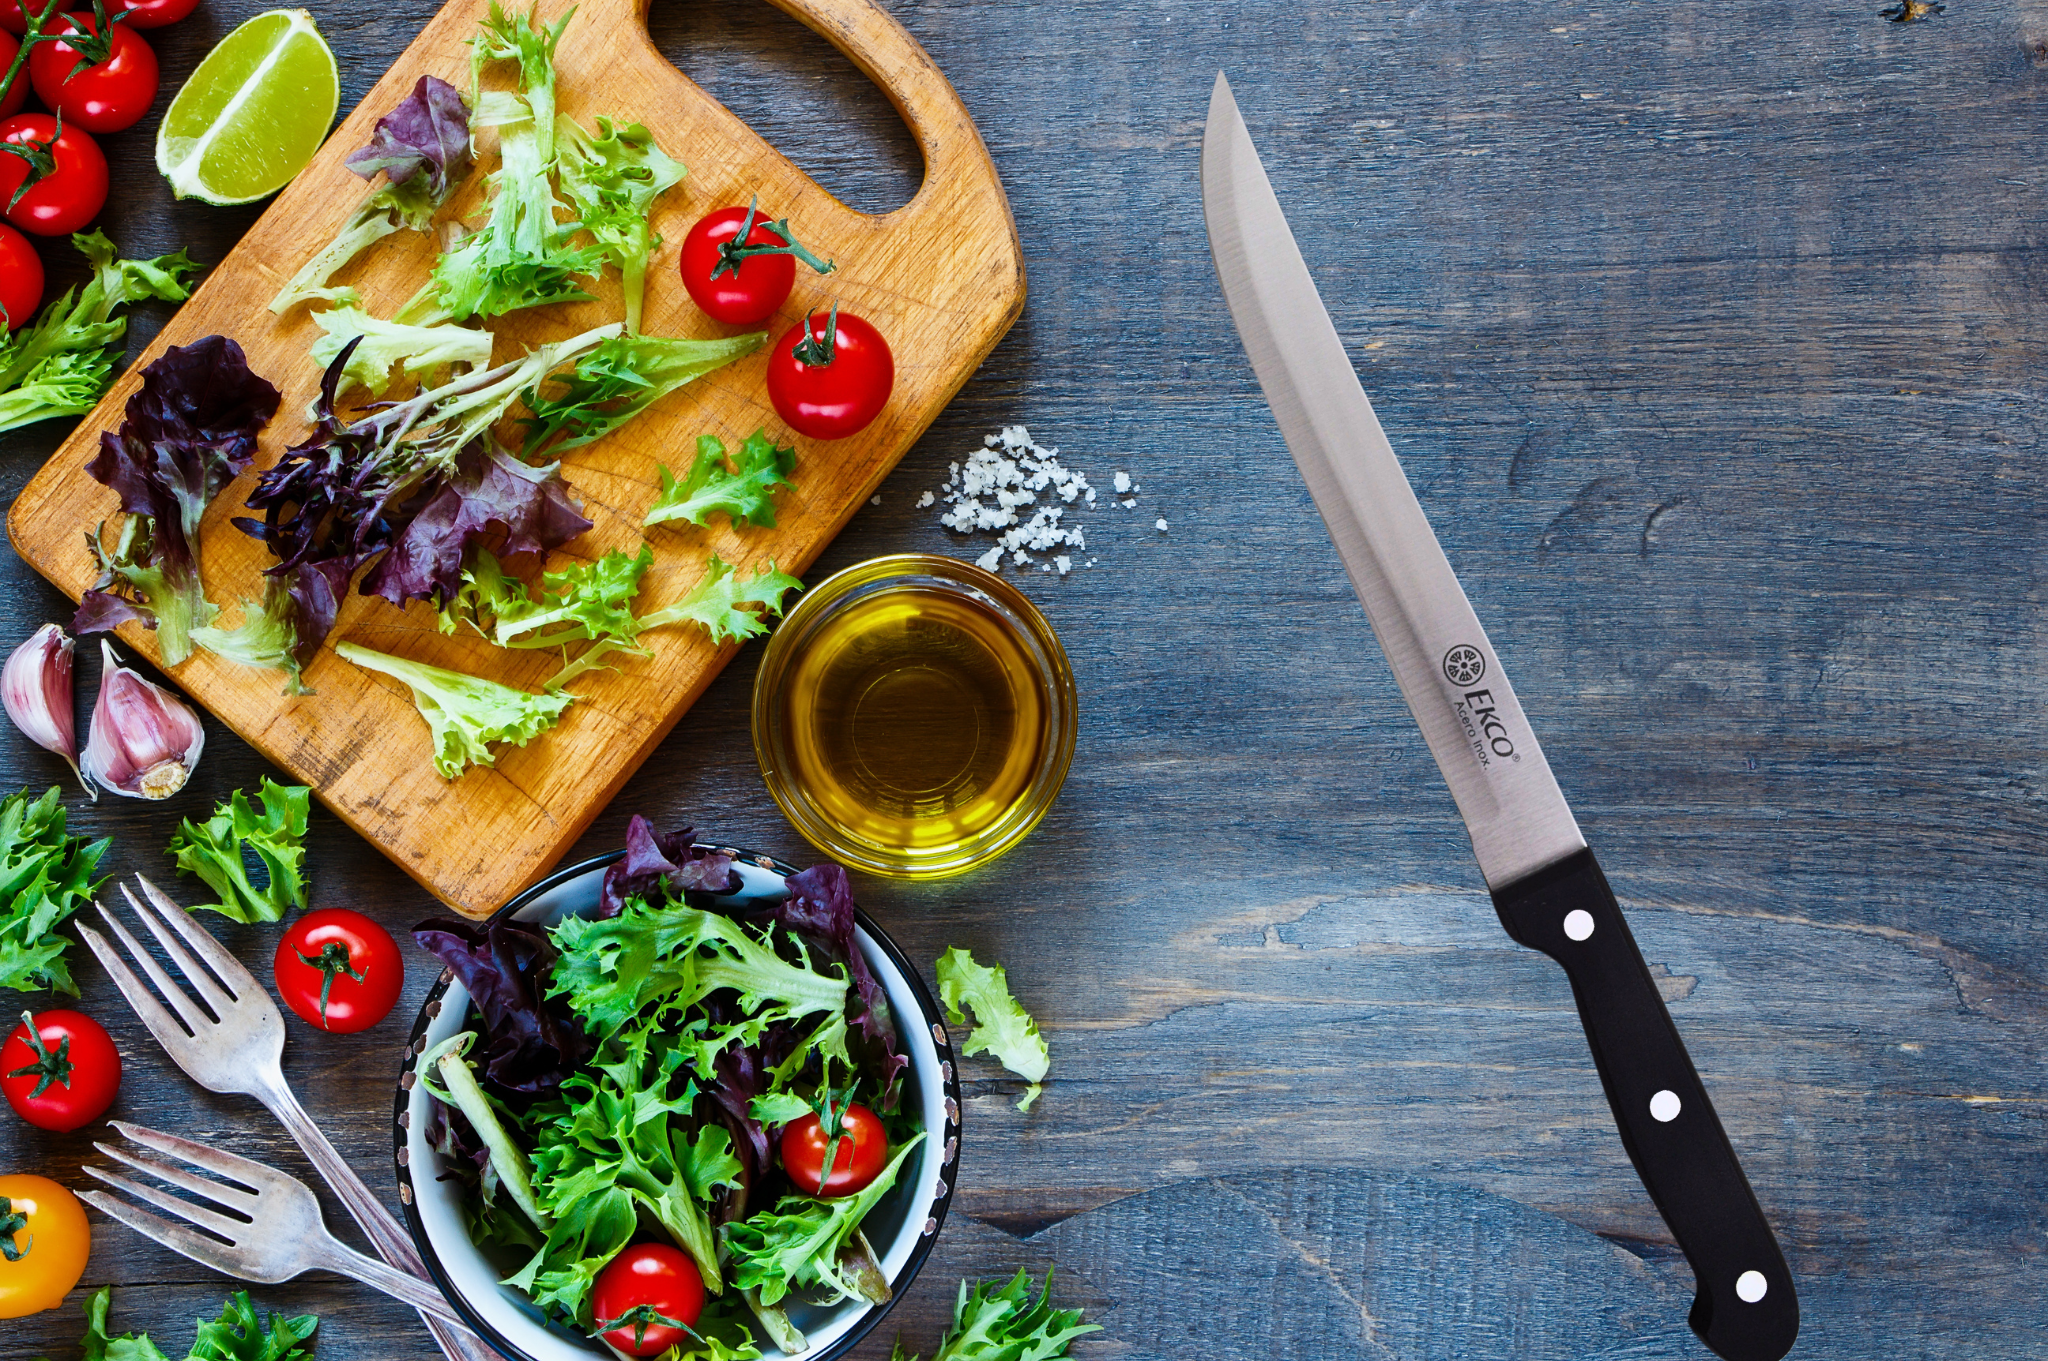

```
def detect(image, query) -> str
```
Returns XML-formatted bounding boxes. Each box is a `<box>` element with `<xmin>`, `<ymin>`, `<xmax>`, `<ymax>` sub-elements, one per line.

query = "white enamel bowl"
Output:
<box><xmin>394</xmin><ymin>847</ymin><xmax>963</xmax><ymax>1361</ymax></box>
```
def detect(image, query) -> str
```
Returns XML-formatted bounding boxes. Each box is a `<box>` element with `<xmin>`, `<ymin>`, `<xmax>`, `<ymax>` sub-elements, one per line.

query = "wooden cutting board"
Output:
<box><xmin>5</xmin><ymin>0</ymin><xmax>1024</xmax><ymax>917</ymax></box>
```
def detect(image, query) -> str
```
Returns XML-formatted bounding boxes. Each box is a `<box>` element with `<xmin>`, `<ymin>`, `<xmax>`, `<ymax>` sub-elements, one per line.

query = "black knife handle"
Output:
<box><xmin>1492</xmin><ymin>849</ymin><xmax>1799</xmax><ymax>1361</ymax></box>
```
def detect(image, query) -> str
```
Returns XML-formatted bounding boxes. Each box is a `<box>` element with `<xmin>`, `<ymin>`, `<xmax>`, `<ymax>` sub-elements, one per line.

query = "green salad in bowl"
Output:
<box><xmin>396</xmin><ymin>816</ymin><xmax>960</xmax><ymax>1360</ymax></box>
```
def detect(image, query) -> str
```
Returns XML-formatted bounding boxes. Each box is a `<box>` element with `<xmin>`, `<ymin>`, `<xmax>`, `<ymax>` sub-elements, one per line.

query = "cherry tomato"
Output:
<box><xmin>764</xmin><ymin>305</ymin><xmax>894</xmax><ymax>441</ymax></box>
<box><xmin>0</xmin><ymin>114</ymin><xmax>106</xmax><ymax>237</ymax></box>
<box><xmin>0</xmin><ymin>0</ymin><xmax>62</xmax><ymax>37</ymax></box>
<box><xmin>29</xmin><ymin>13</ymin><xmax>158</xmax><ymax>134</ymax></box>
<box><xmin>0</xmin><ymin>1174</ymin><xmax>89</xmax><ymax>1319</ymax></box>
<box><xmin>779</xmin><ymin>1101</ymin><xmax>888</xmax><ymax>1196</ymax></box>
<box><xmin>274</xmin><ymin>909</ymin><xmax>403</xmax><ymax>1034</ymax></box>
<box><xmin>0</xmin><ymin>32</ymin><xmax>25</xmax><ymax>118</ymax></box>
<box><xmin>679</xmin><ymin>202</ymin><xmax>833</xmax><ymax>325</ymax></box>
<box><xmin>105</xmin><ymin>0</ymin><xmax>198</xmax><ymax>27</ymax></box>
<box><xmin>591</xmin><ymin>1244</ymin><xmax>704</xmax><ymax>1356</ymax></box>
<box><xmin>2</xmin><ymin>1011</ymin><xmax>119</xmax><ymax>1132</ymax></box>
<box><xmin>0</xmin><ymin>222</ymin><xmax>42</xmax><ymax>331</ymax></box>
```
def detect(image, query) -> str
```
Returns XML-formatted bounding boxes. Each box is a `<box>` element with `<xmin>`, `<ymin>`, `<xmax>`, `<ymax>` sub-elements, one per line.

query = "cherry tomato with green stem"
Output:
<box><xmin>765</xmin><ymin>303</ymin><xmax>894</xmax><ymax>441</ymax></box>
<box><xmin>2</xmin><ymin>1010</ymin><xmax>119</xmax><ymax>1132</ymax></box>
<box><xmin>679</xmin><ymin>198</ymin><xmax>834</xmax><ymax>325</ymax></box>
<box><xmin>0</xmin><ymin>1174</ymin><xmax>89</xmax><ymax>1318</ymax></box>
<box><xmin>104</xmin><ymin>0</ymin><xmax>196</xmax><ymax>27</ymax></box>
<box><xmin>274</xmin><ymin>909</ymin><xmax>403</xmax><ymax>1033</ymax></box>
<box><xmin>779</xmin><ymin>1099</ymin><xmax>888</xmax><ymax>1196</ymax></box>
<box><xmin>30</xmin><ymin>11</ymin><xmax>159</xmax><ymax>134</ymax></box>
<box><xmin>0</xmin><ymin>221</ymin><xmax>42</xmax><ymax>330</ymax></box>
<box><xmin>591</xmin><ymin>1244</ymin><xmax>704</xmax><ymax>1356</ymax></box>
<box><xmin>0</xmin><ymin>0</ymin><xmax>62</xmax><ymax>37</ymax></box>
<box><xmin>0</xmin><ymin>32</ymin><xmax>27</xmax><ymax>118</ymax></box>
<box><xmin>0</xmin><ymin>114</ymin><xmax>106</xmax><ymax>236</ymax></box>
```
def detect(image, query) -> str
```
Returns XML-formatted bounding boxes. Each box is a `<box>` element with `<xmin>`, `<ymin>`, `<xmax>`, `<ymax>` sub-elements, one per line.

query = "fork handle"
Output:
<box><xmin>316</xmin><ymin>1237</ymin><xmax>469</xmax><ymax>1325</ymax></box>
<box><xmin>262</xmin><ymin>1079</ymin><xmax>497</xmax><ymax>1361</ymax></box>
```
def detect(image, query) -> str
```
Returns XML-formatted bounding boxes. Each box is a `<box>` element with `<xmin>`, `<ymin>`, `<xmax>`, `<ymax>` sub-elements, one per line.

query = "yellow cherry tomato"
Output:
<box><xmin>0</xmin><ymin>1174</ymin><xmax>89</xmax><ymax>1317</ymax></box>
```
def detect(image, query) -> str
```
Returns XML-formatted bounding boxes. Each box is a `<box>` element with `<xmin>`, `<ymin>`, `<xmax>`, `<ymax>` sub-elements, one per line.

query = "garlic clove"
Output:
<box><xmin>83</xmin><ymin>641</ymin><xmax>206</xmax><ymax>800</ymax></box>
<box><xmin>3</xmin><ymin>623</ymin><xmax>92</xmax><ymax>798</ymax></box>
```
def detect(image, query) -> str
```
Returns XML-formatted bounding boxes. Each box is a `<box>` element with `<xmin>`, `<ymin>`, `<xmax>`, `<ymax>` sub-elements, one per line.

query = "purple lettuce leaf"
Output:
<box><xmin>72</xmin><ymin>587</ymin><xmax>153</xmax><ymax>635</ymax></box>
<box><xmin>359</xmin><ymin>439</ymin><xmax>591</xmax><ymax>610</ymax></box>
<box><xmin>79</xmin><ymin>336</ymin><xmax>282</xmax><ymax>662</ymax></box>
<box><xmin>412</xmin><ymin>916</ymin><xmax>592</xmax><ymax>1099</ymax></box>
<box><xmin>701</xmin><ymin>1005</ymin><xmax>804</xmax><ymax>1224</ymax></box>
<box><xmin>596</xmin><ymin>815</ymin><xmax>739</xmax><ymax>919</ymax></box>
<box><xmin>754</xmin><ymin>862</ymin><xmax>907</xmax><ymax>1106</ymax></box>
<box><xmin>344</xmin><ymin>75</ymin><xmax>473</xmax><ymax>199</ymax></box>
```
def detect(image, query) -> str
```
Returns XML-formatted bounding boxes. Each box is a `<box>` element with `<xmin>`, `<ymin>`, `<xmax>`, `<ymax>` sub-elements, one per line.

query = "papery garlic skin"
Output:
<box><xmin>83</xmin><ymin>641</ymin><xmax>205</xmax><ymax>800</ymax></box>
<box><xmin>3</xmin><ymin>624</ymin><xmax>92</xmax><ymax>797</ymax></box>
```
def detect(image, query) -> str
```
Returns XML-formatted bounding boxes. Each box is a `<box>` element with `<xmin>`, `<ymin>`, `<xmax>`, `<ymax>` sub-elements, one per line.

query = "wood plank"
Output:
<box><xmin>3</xmin><ymin>0</ymin><xmax>1023</xmax><ymax>916</ymax></box>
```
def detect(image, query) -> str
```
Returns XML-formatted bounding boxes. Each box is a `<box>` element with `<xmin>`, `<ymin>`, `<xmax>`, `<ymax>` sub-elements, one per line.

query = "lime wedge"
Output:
<box><xmin>155</xmin><ymin>9</ymin><xmax>339</xmax><ymax>205</ymax></box>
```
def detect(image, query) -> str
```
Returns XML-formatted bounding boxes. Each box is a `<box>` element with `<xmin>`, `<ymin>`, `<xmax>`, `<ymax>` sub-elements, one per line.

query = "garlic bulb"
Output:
<box><xmin>2</xmin><ymin>624</ymin><xmax>91</xmax><ymax>797</ymax></box>
<box><xmin>83</xmin><ymin>641</ymin><xmax>205</xmax><ymax>800</ymax></box>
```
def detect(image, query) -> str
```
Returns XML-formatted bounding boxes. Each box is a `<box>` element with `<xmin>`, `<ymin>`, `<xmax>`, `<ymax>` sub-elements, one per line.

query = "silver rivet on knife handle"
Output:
<box><xmin>1199</xmin><ymin>72</ymin><xmax>1585</xmax><ymax>890</ymax></box>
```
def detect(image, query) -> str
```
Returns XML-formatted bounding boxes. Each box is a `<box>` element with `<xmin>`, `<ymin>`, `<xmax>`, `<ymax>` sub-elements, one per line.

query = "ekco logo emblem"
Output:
<box><xmin>1442</xmin><ymin>645</ymin><xmax>1486</xmax><ymax>687</ymax></box>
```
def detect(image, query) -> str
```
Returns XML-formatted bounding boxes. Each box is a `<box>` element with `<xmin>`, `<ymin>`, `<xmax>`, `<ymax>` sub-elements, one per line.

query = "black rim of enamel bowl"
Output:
<box><xmin>392</xmin><ymin>845</ymin><xmax>963</xmax><ymax>1361</ymax></box>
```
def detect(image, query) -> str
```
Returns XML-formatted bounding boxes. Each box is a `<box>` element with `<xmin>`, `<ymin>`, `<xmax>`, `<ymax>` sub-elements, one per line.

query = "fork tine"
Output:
<box><xmin>108</xmin><ymin>1120</ymin><xmax>278</xmax><ymax>1187</ymax></box>
<box><xmin>119</xmin><ymin>883</ymin><xmax>236</xmax><ymax>1017</ymax></box>
<box><xmin>93</xmin><ymin>903</ymin><xmax>213</xmax><ymax>1033</ymax></box>
<box><xmin>133</xmin><ymin>875</ymin><xmax>259</xmax><ymax>995</ymax></box>
<box><xmin>83</xmin><ymin>1165</ymin><xmax>252</xmax><ymax>1242</ymax></box>
<box><xmin>94</xmin><ymin>1139</ymin><xmax>260</xmax><ymax>1213</ymax></box>
<box><xmin>76</xmin><ymin>921</ymin><xmax>197</xmax><ymax>1054</ymax></box>
<box><xmin>77</xmin><ymin>1188</ymin><xmax>245</xmax><ymax>1274</ymax></box>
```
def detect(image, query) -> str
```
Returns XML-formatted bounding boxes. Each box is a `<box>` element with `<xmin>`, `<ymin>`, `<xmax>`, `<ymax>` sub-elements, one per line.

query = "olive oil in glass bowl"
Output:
<box><xmin>753</xmin><ymin>554</ymin><xmax>1076</xmax><ymax>878</ymax></box>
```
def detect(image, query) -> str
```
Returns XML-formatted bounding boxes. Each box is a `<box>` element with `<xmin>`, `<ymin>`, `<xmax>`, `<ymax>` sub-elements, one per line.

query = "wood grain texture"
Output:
<box><xmin>2</xmin><ymin>0</ymin><xmax>1024</xmax><ymax>916</ymax></box>
<box><xmin>5</xmin><ymin>0</ymin><xmax>2048</xmax><ymax>1358</ymax></box>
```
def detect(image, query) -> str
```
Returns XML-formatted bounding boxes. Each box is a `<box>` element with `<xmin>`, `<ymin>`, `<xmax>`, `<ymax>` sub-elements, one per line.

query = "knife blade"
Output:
<box><xmin>1201</xmin><ymin>72</ymin><xmax>1799</xmax><ymax>1361</ymax></box>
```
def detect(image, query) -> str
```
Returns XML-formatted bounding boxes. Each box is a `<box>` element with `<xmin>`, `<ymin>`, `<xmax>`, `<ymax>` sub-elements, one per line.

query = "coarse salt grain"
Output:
<box><xmin>1113</xmin><ymin>471</ymin><xmax>1132</xmax><ymax>493</ymax></box>
<box><xmin>1156</xmin><ymin>518</ymin><xmax>1169</xmax><ymax>532</ymax></box>
<box><xmin>937</xmin><ymin>425</ymin><xmax>1098</xmax><ymax>572</ymax></box>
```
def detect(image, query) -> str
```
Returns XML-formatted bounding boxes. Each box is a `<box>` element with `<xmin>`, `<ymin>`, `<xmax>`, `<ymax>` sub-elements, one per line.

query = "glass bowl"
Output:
<box><xmin>752</xmin><ymin>554</ymin><xmax>1076</xmax><ymax>879</ymax></box>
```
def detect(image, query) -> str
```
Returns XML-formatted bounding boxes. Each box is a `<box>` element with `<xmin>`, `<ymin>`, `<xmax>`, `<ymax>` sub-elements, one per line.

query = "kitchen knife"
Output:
<box><xmin>1201</xmin><ymin>72</ymin><xmax>1799</xmax><ymax>1361</ymax></box>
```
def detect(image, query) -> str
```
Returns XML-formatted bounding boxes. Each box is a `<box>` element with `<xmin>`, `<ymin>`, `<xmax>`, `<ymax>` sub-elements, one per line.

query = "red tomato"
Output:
<box><xmin>0</xmin><ymin>221</ymin><xmax>41</xmax><ymax>330</ymax></box>
<box><xmin>273</xmin><ymin>909</ymin><xmax>403</xmax><ymax>1034</ymax></box>
<box><xmin>29</xmin><ymin>13</ymin><xmax>158</xmax><ymax>134</ymax></box>
<box><xmin>0</xmin><ymin>32</ymin><xmax>25</xmax><ymax>118</ymax></box>
<box><xmin>0</xmin><ymin>114</ymin><xmax>106</xmax><ymax>236</ymax></box>
<box><xmin>0</xmin><ymin>0</ymin><xmax>62</xmax><ymax>37</ymax></box>
<box><xmin>779</xmin><ymin>1101</ymin><xmax>888</xmax><ymax>1196</ymax></box>
<box><xmin>2</xmin><ymin>1010</ymin><xmax>120</xmax><ymax>1132</ymax></box>
<box><xmin>104</xmin><ymin>0</ymin><xmax>198</xmax><ymax>27</ymax></box>
<box><xmin>679</xmin><ymin>202</ymin><xmax>833</xmax><ymax>325</ymax></box>
<box><xmin>765</xmin><ymin>305</ymin><xmax>894</xmax><ymax>441</ymax></box>
<box><xmin>591</xmin><ymin>1244</ymin><xmax>704</xmax><ymax>1356</ymax></box>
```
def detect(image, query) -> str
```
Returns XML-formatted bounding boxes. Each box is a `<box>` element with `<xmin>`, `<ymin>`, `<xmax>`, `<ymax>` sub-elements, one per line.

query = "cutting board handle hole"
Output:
<box><xmin>648</xmin><ymin>0</ymin><xmax>924</xmax><ymax>216</ymax></box>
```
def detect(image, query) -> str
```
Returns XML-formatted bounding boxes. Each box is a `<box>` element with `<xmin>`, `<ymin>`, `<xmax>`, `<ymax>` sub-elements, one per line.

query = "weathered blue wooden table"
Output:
<box><xmin>4</xmin><ymin>1</ymin><xmax>2043</xmax><ymax>1357</ymax></box>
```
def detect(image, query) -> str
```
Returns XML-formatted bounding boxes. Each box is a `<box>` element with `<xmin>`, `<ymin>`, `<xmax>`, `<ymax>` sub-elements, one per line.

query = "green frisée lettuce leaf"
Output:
<box><xmin>0</xmin><ymin>232</ymin><xmax>199</xmax><ymax>433</ymax></box>
<box><xmin>554</xmin><ymin>115</ymin><xmax>685</xmax><ymax>333</ymax></box>
<box><xmin>0</xmin><ymin>787</ymin><xmax>110</xmax><ymax>996</ymax></box>
<box><xmin>523</xmin><ymin>1023</ymin><xmax>741</xmax><ymax>1297</ymax></box>
<box><xmin>334</xmin><ymin>641</ymin><xmax>573</xmax><ymax>779</ymax></box>
<box><xmin>308</xmin><ymin>294</ymin><xmax>496</xmax><ymax>396</ymax></box>
<box><xmin>166</xmin><ymin>778</ymin><xmax>311</xmax><ymax>924</ymax></box>
<box><xmin>645</xmin><ymin>430</ymin><xmax>795</xmax><ymax>532</ymax></box>
<box><xmin>521</xmin><ymin>332</ymin><xmax>766</xmax><ymax>455</ymax></box>
<box><xmin>444</xmin><ymin>547</ymin><xmax>801</xmax><ymax>691</ymax></box>
<box><xmin>434</xmin><ymin>90</ymin><xmax>605</xmax><ymax>322</ymax></box>
<box><xmin>722</xmin><ymin>1132</ymin><xmax>925</xmax><ymax>1307</ymax></box>
<box><xmin>56</xmin><ymin>1285</ymin><xmax>318</xmax><ymax>1361</ymax></box>
<box><xmin>186</xmin><ymin>1290</ymin><xmax>321</xmax><ymax>1361</ymax></box>
<box><xmin>549</xmin><ymin>900</ymin><xmax>850</xmax><ymax>1035</ymax></box>
<box><xmin>469</xmin><ymin>1</ymin><xmax>572</xmax><ymax>163</ymax></box>
<box><xmin>936</xmin><ymin>947</ymin><xmax>1049</xmax><ymax>1110</ymax></box>
<box><xmin>889</xmin><ymin>1269</ymin><xmax>1099</xmax><ymax>1361</ymax></box>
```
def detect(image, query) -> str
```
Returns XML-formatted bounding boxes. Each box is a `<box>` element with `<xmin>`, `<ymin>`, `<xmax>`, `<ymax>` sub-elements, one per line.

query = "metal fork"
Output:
<box><xmin>80</xmin><ymin>1120</ymin><xmax>464</xmax><ymax>1325</ymax></box>
<box><xmin>79</xmin><ymin>878</ymin><xmax>492</xmax><ymax>1360</ymax></box>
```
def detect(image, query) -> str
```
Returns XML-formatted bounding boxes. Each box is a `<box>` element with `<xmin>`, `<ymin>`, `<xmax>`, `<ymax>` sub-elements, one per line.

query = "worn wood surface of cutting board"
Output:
<box><xmin>4</xmin><ymin>0</ymin><xmax>1023</xmax><ymax>916</ymax></box>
